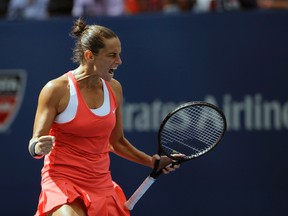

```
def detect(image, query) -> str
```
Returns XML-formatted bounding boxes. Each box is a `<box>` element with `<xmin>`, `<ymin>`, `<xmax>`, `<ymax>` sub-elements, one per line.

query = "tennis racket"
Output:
<box><xmin>124</xmin><ymin>101</ymin><xmax>227</xmax><ymax>210</ymax></box>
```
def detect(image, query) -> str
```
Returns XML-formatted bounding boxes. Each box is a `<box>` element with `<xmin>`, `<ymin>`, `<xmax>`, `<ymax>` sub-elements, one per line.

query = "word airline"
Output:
<box><xmin>122</xmin><ymin>94</ymin><xmax>288</xmax><ymax>132</ymax></box>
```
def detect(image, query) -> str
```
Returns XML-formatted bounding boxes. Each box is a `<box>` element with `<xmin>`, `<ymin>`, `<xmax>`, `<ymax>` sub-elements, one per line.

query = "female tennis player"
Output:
<box><xmin>28</xmin><ymin>18</ymin><xmax>179</xmax><ymax>216</ymax></box>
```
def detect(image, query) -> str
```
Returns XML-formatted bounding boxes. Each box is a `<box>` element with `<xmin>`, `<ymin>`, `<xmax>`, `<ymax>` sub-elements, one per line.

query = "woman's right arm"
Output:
<box><xmin>28</xmin><ymin>77</ymin><xmax>67</xmax><ymax>158</ymax></box>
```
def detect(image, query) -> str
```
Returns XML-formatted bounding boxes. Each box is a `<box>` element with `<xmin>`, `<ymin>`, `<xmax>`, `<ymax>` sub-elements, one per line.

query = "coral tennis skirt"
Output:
<box><xmin>35</xmin><ymin>179</ymin><xmax>130</xmax><ymax>216</ymax></box>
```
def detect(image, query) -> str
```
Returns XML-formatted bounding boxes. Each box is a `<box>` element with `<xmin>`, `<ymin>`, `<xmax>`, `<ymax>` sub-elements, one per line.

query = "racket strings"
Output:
<box><xmin>160</xmin><ymin>105</ymin><xmax>225</xmax><ymax>157</ymax></box>
<box><xmin>184</xmin><ymin>107</ymin><xmax>224</xmax><ymax>143</ymax></box>
<box><xmin>164</xmin><ymin>111</ymin><xmax>222</xmax><ymax>146</ymax></box>
<box><xmin>163</xmin><ymin>107</ymin><xmax>224</xmax><ymax>145</ymax></box>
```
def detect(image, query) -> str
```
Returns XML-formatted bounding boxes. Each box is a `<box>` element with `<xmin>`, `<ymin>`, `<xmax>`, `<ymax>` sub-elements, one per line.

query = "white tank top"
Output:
<box><xmin>54</xmin><ymin>76</ymin><xmax>110</xmax><ymax>123</ymax></box>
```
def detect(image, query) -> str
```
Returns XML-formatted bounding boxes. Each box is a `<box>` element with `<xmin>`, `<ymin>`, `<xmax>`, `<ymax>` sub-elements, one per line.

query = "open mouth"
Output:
<box><xmin>109</xmin><ymin>67</ymin><xmax>117</xmax><ymax>75</ymax></box>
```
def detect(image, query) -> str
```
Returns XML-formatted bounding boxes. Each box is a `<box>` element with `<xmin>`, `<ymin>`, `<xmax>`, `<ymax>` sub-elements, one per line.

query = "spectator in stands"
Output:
<box><xmin>72</xmin><ymin>0</ymin><xmax>125</xmax><ymax>17</ymax></box>
<box><xmin>7</xmin><ymin>0</ymin><xmax>49</xmax><ymax>20</ymax></box>
<box><xmin>162</xmin><ymin>0</ymin><xmax>195</xmax><ymax>14</ymax></box>
<box><xmin>48</xmin><ymin>0</ymin><xmax>73</xmax><ymax>17</ymax></box>
<box><xmin>177</xmin><ymin>0</ymin><xmax>196</xmax><ymax>11</ymax></box>
<box><xmin>125</xmin><ymin>0</ymin><xmax>194</xmax><ymax>14</ymax></box>
<box><xmin>162</xmin><ymin>0</ymin><xmax>182</xmax><ymax>13</ymax></box>
<box><xmin>238</xmin><ymin>0</ymin><xmax>288</xmax><ymax>10</ymax></box>
<box><xmin>193</xmin><ymin>0</ymin><xmax>212</xmax><ymax>12</ymax></box>
<box><xmin>238</xmin><ymin>0</ymin><xmax>258</xmax><ymax>9</ymax></box>
<box><xmin>125</xmin><ymin>0</ymin><xmax>153</xmax><ymax>14</ymax></box>
<box><xmin>0</xmin><ymin>0</ymin><xmax>9</xmax><ymax>18</ymax></box>
<box><xmin>257</xmin><ymin>0</ymin><xmax>288</xmax><ymax>9</ymax></box>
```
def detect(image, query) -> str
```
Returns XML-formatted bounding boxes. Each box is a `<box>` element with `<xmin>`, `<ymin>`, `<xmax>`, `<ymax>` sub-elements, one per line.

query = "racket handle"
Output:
<box><xmin>124</xmin><ymin>176</ymin><xmax>156</xmax><ymax>210</ymax></box>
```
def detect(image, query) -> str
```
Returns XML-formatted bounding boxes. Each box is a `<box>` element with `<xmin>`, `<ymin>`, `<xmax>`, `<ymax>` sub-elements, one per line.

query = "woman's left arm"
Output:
<box><xmin>109</xmin><ymin>79</ymin><xmax>154</xmax><ymax>168</ymax></box>
<box><xmin>109</xmin><ymin>79</ymin><xmax>179</xmax><ymax>173</ymax></box>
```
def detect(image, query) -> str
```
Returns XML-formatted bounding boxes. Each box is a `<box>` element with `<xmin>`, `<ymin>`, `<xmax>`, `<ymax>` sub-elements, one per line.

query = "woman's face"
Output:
<box><xmin>93</xmin><ymin>37</ymin><xmax>122</xmax><ymax>81</ymax></box>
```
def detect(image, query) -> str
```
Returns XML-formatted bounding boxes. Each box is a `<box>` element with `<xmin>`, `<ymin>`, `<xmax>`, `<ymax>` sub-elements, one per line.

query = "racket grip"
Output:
<box><xmin>124</xmin><ymin>176</ymin><xmax>156</xmax><ymax>210</ymax></box>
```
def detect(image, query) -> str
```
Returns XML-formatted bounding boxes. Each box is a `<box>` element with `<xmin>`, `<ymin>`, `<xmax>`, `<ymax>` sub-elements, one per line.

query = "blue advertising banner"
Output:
<box><xmin>0</xmin><ymin>10</ymin><xmax>288</xmax><ymax>215</ymax></box>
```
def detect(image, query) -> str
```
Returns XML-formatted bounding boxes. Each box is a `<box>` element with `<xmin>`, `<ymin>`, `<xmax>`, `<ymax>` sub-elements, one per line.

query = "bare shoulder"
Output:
<box><xmin>38</xmin><ymin>74</ymin><xmax>69</xmax><ymax>104</ymax></box>
<box><xmin>108</xmin><ymin>78</ymin><xmax>123</xmax><ymax>94</ymax></box>
<box><xmin>41</xmin><ymin>74</ymin><xmax>68</xmax><ymax>94</ymax></box>
<box><xmin>108</xmin><ymin>78</ymin><xmax>122</xmax><ymax>89</ymax></box>
<box><xmin>108</xmin><ymin>79</ymin><xmax>123</xmax><ymax>104</ymax></box>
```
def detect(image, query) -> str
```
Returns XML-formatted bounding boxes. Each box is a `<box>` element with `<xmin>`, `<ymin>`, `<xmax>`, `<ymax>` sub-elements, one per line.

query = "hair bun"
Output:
<box><xmin>71</xmin><ymin>18</ymin><xmax>87</xmax><ymax>38</ymax></box>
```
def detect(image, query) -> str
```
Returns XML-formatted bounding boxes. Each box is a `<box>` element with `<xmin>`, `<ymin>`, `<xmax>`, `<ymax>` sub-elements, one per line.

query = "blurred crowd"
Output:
<box><xmin>0</xmin><ymin>0</ymin><xmax>287</xmax><ymax>20</ymax></box>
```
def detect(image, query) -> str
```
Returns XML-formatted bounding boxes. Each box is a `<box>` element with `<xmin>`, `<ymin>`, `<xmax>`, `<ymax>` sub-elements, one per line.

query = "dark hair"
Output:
<box><xmin>70</xmin><ymin>18</ymin><xmax>118</xmax><ymax>64</ymax></box>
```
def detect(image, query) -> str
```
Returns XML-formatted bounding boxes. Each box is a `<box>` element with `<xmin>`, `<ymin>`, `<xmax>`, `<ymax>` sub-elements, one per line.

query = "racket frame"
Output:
<box><xmin>157</xmin><ymin>101</ymin><xmax>227</xmax><ymax>162</ymax></box>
